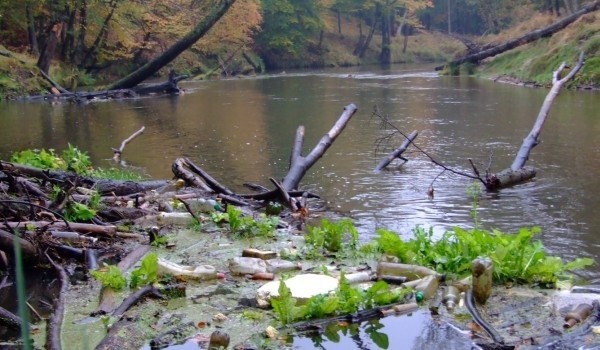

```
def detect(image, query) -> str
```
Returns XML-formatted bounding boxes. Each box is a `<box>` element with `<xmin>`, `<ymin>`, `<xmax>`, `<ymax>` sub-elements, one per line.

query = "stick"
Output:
<box><xmin>374</xmin><ymin>130</ymin><xmax>418</xmax><ymax>171</ymax></box>
<box><xmin>45</xmin><ymin>252</ymin><xmax>69</xmax><ymax>350</ymax></box>
<box><xmin>112</xmin><ymin>126</ymin><xmax>145</xmax><ymax>162</ymax></box>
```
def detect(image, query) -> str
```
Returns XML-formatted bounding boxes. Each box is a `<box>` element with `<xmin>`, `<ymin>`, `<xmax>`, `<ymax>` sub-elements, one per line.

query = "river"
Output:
<box><xmin>2</xmin><ymin>64</ymin><xmax>600</xmax><ymax>349</ymax></box>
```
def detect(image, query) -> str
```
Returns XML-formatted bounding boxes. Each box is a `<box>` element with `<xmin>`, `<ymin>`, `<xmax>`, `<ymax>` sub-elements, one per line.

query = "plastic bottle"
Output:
<box><xmin>265</xmin><ymin>259</ymin><xmax>301</xmax><ymax>273</ymax></box>
<box><xmin>472</xmin><ymin>257</ymin><xmax>493</xmax><ymax>304</ymax></box>
<box><xmin>344</xmin><ymin>271</ymin><xmax>373</xmax><ymax>284</ymax></box>
<box><xmin>414</xmin><ymin>275</ymin><xmax>439</xmax><ymax>300</ymax></box>
<box><xmin>443</xmin><ymin>286</ymin><xmax>460</xmax><ymax>310</ymax></box>
<box><xmin>229</xmin><ymin>257</ymin><xmax>267</xmax><ymax>275</ymax></box>
<box><xmin>564</xmin><ymin>303</ymin><xmax>593</xmax><ymax>328</ymax></box>
<box><xmin>378</xmin><ymin>275</ymin><xmax>408</xmax><ymax>285</ymax></box>
<box><xmin>377</xmin><ymin>262</ymin><xmax>440</xmax><ymax>281</ymax></box>
<box><xmin>157</xmin><ymin>258</ymin><xmax>220</xmax><ymax>280</ymax></box>
<box><xmin>187</xmin><ymin>198</ymin><xmax>220</xmax><ymax>213</ymax></box>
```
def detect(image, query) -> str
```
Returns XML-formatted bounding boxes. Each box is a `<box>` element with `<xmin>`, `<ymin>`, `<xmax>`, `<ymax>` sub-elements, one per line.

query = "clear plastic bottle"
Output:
<box><xmin>443</xmin><ymin>286</ymin><xmax>460</xmax><ymax>310</ymax></box>
<box><xmin>377</xmin><ymin>262</ymin><xmax>440</xmax><ymax>281</ymax></box>
<box><xmin>229</xmin><ymin>257</ymin><xmax>268</xmax><ymax>275</ymax></box>
<box><xmin>564</xmin><ymin>303</ymin><xmax>593</xmax><ymax>328</ymax></box>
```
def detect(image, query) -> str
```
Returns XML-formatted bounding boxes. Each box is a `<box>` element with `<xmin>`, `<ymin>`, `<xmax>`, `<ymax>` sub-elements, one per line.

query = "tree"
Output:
<box><xmin>108</xmin><ymin>0</ymin><xmax>236</xmax><ymax>90</ymax></box>
<box><xmin>256</xmin><ymin>0</ymin><xmax>327</xmax><ymax>67</ymax></box>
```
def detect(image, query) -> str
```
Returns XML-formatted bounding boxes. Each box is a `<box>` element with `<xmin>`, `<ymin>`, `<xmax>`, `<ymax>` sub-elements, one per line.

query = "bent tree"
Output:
<box><xmin>108</xmin><ymin>0</ymin><xmax>236</xmax><ymax>90</ymax></box>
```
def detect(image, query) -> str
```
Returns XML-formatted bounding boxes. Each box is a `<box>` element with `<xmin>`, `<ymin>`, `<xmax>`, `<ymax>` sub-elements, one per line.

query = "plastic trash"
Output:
<box><xmin>229</xmin><ymin>257</ymin><xmax>267</xmax><ymax>275</ymax></box>
<box><xmin>157</xmin><ymin>258</ymin><xmax>221</xmax><ymax>280</ymax></box>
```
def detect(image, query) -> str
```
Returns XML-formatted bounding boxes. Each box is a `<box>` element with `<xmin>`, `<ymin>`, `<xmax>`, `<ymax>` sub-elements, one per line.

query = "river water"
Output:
<box><xmin>1</xmin><ymin>65</ymin><xmax>599</xmax><ymax>348</ymax></box>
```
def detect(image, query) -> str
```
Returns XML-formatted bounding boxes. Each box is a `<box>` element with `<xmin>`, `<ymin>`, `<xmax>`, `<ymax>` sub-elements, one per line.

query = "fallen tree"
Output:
<box><xmin>484</xmin><ymin>52</ymin><xmax>585</xmax><ymax>190</ymax></box>
<box><xmin>435</xmin><ymin>1</ymin><xmax>600</xmax><ymax>71</ymax></box>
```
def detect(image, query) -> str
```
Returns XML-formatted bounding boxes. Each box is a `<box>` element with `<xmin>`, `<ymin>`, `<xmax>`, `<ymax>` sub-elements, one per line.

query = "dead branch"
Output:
<box><xmin>510</xmin><ymin>52</ymin><xmax>585</xmax><ymax>171</ymax></box>
<box><xmin>180</xmin><ymin>157</ymin><xmax>235</xmax><ymax>195</ymax></box>
<box><xmin>270</xmin><ymin>178</ymin><xmax>299</xmax><ymax>211</ymax></box>
<box><xmin>112</xmin><ymin>126</ymin><xmax>145</xmax><ymax>163</ymax></box>
<box><xmin>282</xmin><ymin>103</ymin><xmax>358</xmax><ymax>191</ymax></box>
<box><xmin>3</xmin><ymin>221</ymin><xmax>115</xmax><ymax>237</ymax></box>
<box><xmin>45</xmin><ymin>252</ymin><xmax>69</xmax><ymax>350</ymax></box>
<box><xmin>172</xmin><ymin>158</ymin><xmax>212</xmax><ymax>192</ymax></box>
<box><xmin>111</xmin><ymin>285</ymin><xmax>163</xmax><ymax>317</ymax></box>
<box><xmin>375</xmin><ymin>130</ymin><xmax>418</xmax><ymax>171</ymax></box>
<box><xmin>0</xmin><ymin>305</ymin><xmax>27</xmax><ymax>330</ymax></box>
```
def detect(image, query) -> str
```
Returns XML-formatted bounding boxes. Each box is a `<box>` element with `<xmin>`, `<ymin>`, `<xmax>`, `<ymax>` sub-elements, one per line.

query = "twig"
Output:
<box><xmin>371</xmin><ymin>108</ymin><xmax>486</xmax><ymax>185</ymax></box>
<box><xmin>112</xmin><ymin>285</ymin><xmax>163</xmax><ymax>318</ymax></box>
<box><xmin>177</xmin><ymin>198</ymin><xmax>202</xmax><ymax>224</ymax></box>
<box><xmin>0</xmin><ymin>200</ymin><xmax>72</xmax><ymax>232</ymax></box>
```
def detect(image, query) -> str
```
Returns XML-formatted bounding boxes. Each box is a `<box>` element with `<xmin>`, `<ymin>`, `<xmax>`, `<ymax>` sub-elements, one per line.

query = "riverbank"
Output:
<box><xmin>476</xmin><ymin>11</ymin><xmax>600</xmax><ymax>89</ymax></box>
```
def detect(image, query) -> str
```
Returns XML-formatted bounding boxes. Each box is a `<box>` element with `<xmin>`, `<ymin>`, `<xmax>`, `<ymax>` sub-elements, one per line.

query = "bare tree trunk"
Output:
<box><xmin>73</xmin><ymin>0</ymin><xmax>87</xmax><ymax>65</ymax></box>
<box><xmin>357</xmin><ymin>12</ymin><xmax>379</xmax><ymax>58</ymax></box>
<box><xmin>37</xmin><ymin>22</ymin><xmax>63</xmax><ymax>74</ymax></box>
<box><xmin>282</xmin><ymin>104</ymin><xmax>358</xmax><ymax>191</ymax></box>
<box><xmin>510</xmin><ymin>52</ymin><xmax>585</xmax><ymax>170</ymax></box>
<box><xmin>26</xmin><ymin>2</ymin><xmax>39</xmax><ymax>55</ymax></box>
<box><xmin>108</xmin><ymin>0</ymin><xmax>236</xmax><ymax>90</ymax></box>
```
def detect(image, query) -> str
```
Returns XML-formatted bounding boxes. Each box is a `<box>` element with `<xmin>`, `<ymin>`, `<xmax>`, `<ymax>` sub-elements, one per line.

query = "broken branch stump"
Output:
<box><xmin>375</xmin><ymin>130</ymin><xmax>418</xmax><ymax>171</ymax></box>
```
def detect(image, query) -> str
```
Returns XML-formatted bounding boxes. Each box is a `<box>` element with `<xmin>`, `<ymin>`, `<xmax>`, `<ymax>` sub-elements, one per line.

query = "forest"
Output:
<box><xmin>0</xmin><ymin>0</ymin><xmax>598</xmax><ymax>98</ymax></box>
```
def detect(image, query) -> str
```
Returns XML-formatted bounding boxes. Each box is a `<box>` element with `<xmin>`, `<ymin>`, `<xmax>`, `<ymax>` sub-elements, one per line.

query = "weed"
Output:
<box><xmin>223</xmin><ymin>206</ymin><xmax>278</xmax><ymax>238</ymax></box>
<box><xmin>304</xmin><ymin>219</ymin><xmax>359</xmax><ymax>258</ymax></box>
<box><xmin>241</xmin><ymin>309</ymin><xmax>265</xmax><ymax>321</ymax></box>
<box><xmin>130</xmin><ymin>253</ymin><xmax>159</xmax><ymax>288</ymax></box>
<box><xmin>91</xmin><ymin>265</ymin><xmax>127</xmax><ymax>290</ymax></box>
<box><xmin>64</xmin><ymin>202</ymin><xmax>96</xmax><ymax>222</ymax></box>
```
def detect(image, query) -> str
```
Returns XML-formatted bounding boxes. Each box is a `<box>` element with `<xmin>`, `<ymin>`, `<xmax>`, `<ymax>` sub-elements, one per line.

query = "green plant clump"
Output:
<box><xmin>223</xmin><ymin>205</ymin><xmax>279</xmax><ymax>238</ymax></box>
<box><xmin>10</xmin><ymin>145</ymin><xmax>144</xmax><ymax>180</ymax></box>
<box><xmin>375</xmin><ymin>226</ymin><xmax>593</xmax><ymax>284</ymax></box>
<box><xmin>304</xmin><ymin>219</ymin><xmax>359</xmax><ymax>259</ymax></box>
<box><xmin>130</xmin><ymin>253</ymin><xmax>159</xmax><ymax>288</ymax></box>
<box><xmin>91</xmin><ymin>265</ymin><xmax>128</xmax><ymax>290</ymax></box>
<box><xmin>271</xmin><ymin>274</ymin><xmax>408</xmax><ymax>326</ymax></box>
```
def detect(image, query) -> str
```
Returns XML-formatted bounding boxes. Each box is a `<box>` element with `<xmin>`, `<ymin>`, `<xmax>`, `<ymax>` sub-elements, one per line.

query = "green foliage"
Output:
<box><xmin>375</xmin><ymin>225</ymin><xmax>594</xmax><ymax>284</ymax></box>
<box><xmin>10</xmin><ymin>145</ymin><xmax>145</xmax><ymax>180</ymax></box>
<box><xmin>270</xmin><ymin>279</ymin><xmax>297</xmax><ymax>325</ymax></box>
<box><xmin>62</xmin><ymin>143</ymin><xmax>92</xmax><ymax>174</ymax></box>
<box><xmin>89</xmin><ymin>167</ymin><xmax>145</xmax><ymax>181</ymax></box>
<box><xmin>271</xmin><ymin>273</ymin><xmax>408</xmax><ymax>326</ymax></box>
<box><xmin>224</xmin><ymin>206</ymin><xmax>279</xmax><ymax>238</ymax></box>
<box><xmin>130</xmin><ymin>253</ymin><xmax>159</xmax><ymax>288</ymax></box>
<box><xmin>305</xmin><ymin>219</ymin><xmax>359</xmax><ymax>258</ymax></box>
<box><xmin>11</xmin><ymin>148</ymin><xmax>64</xmax><ymax>170</ymax></box>
<box><xmin>64</xmin><ymin>202</ymin><xmax>96</xmax><ymax>222</ymax></box>
<box><xmin>91</xmin><ymin>265</ymin><xmax>127</xmax><ymax>290</ymax></box>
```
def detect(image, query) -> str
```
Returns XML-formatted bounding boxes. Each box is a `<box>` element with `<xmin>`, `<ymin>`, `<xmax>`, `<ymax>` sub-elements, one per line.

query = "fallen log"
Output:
<box><xmin>282</xmin><ymin>103</ymin><xmax>358</xmax><ymax>191</ymax></box>
<box><xmin>435</xmin><ymin>1</ymin><xmax>599</xmax><ymax>70</ymax></box>
<box><xmin>484</xmin><ymin>53</ymin><xmax>584</xmax><ymax>191</ymax></box>
<box><xmin>130</xmin><ymin>71</ymin><xmax>188</xmax><ymax>95</ymax></box>
<box><xmin>375</xmin><ymin>130</ymin><xmax>418</xmax><ymax>171</ymax></box>
<box><xmin>510</xmin><ymin>52</ymin><xmax>585</xmax><ymax>171</ymax></box>
<box><xmin>0</xmin><ymin>229</ymin><xmax>37</xmax><ymax>260</ymax></box>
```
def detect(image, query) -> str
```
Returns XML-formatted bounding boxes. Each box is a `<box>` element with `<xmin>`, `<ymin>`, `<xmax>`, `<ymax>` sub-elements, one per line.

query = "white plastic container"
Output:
<box><xmin>229</xmin><ymin>257</ymin><xmax>267</xmax><ymax>275</ymax></box>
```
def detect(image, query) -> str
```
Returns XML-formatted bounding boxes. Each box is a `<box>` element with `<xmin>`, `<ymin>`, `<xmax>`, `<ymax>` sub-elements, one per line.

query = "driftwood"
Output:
<box><xmin>435</xmin><ymin>1</ymin><xmax>600</xmax><ymax>70</ymax></box>
<box><xmin>484</xmin><ymin>53</ymin><xmax>584</xmax><ymax>191</ymax></box>
<box><xmin>510</xmin><ymin>52</ymin><xmax>585</xmax><ymax>171</ymax></box>
<box><xmin>375</xmin><ymin>130</ymin><xmax>418</xmax><ymax>171</ymax></box>
<box><xmin>130</xmin><ymin>71</ymin><xmax>189</xmax><ymax>95</ymax></box>
<box><xmin>170</xmin><ymin>104</ymin><xmax>357</xmax><ymax>209</ymax></box>
<box><xmin>45</xmin><ymin>253</ymin><xmax>69</xmax><ymax>350</ymax></box>
<box><xmin>112</xmin><ymin>126</ymin><xmax>145</xmax><ymax>163</ymax></box>
<box><xmin>94</xmin><ymin>245</ymin><xmax>151</xmax><ymax>316</ymax></box>
<box><xmin>282</xmin><ymin>104</ymin><xmax>358</xmax><ymax>191</ymax></box>
<box><xmin>111</xmin><ymin>285</ymin><xmax>163</xmax><ymax>317</ymax></box>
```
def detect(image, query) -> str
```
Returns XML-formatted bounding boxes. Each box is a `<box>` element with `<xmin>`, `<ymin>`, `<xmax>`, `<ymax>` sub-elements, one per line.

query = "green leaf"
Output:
<box><xmin>91</xmin><ymin>266</ymin><xmax>127</xmax><ymax>290</ymax></box>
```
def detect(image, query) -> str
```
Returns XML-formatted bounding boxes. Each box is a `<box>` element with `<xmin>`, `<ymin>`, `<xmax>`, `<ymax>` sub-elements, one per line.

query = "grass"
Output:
<box><xmin>479</xmin><ymin>11</ymin><xmax>600</xmax><ymax>88</ymax></box>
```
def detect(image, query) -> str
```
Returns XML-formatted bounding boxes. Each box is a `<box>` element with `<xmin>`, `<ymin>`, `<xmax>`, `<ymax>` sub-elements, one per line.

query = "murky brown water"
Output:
<box><xmin>1</xmin><ymin>65</ymin><xmax>599</xmax><ymax>348</ymax></box>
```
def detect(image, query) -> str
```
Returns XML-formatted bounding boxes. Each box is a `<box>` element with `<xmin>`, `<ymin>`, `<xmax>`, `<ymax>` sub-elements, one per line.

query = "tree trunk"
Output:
<box><xmin>435</xmin><ymin>0</ymin><xmax>599</xmax><ymax>70</ymax></box>
<box><xmin>357</xmin><ymin>13</ymin><xmax>378</xmax><ymax>59</ymax></box>
<box><xmin>282</xmin><ymin>104</ymin><xmax>358</xmax><ymax>191</ymax></box>
<box><xmin>511</xmin><ymin>52</ymin><xmax>584</xmax><ymax>170</ymax></box>
<box><xmin>37</xmin><ymin>22</ymin><xmax>63</xmax><ymax>74</ymax></box>
<box><xmin>26</xmin><ymin>2</ymin><xmax>39</xmax><ymax>55</ymax></box>
<box><xmin>380</xmin><ymin>11</ymin><xmax>392</xmax><ymax>65</ymax></box>
<box><xmin>337</xmin><ymin>9</ymin><xmax>342</xmax><ymax>37</ymax></box>
<box><xmin>62</xmin><ymin>4</ymin><xmax>76</xmax><ymax>60</ymax></box>
<box><xmin>83</xmin><ymin>0</ymin><xmax>118</xmax><ymax>69</ymax></box>
<box><xmin>108</xmin><ymin>0</ymin><xmax>236</xmax><ymax>90</ymax></box>
<box><xmin>73</xmin><ymin>0</ymin><xmax>88</xmax><ymax>65</ymax></box>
